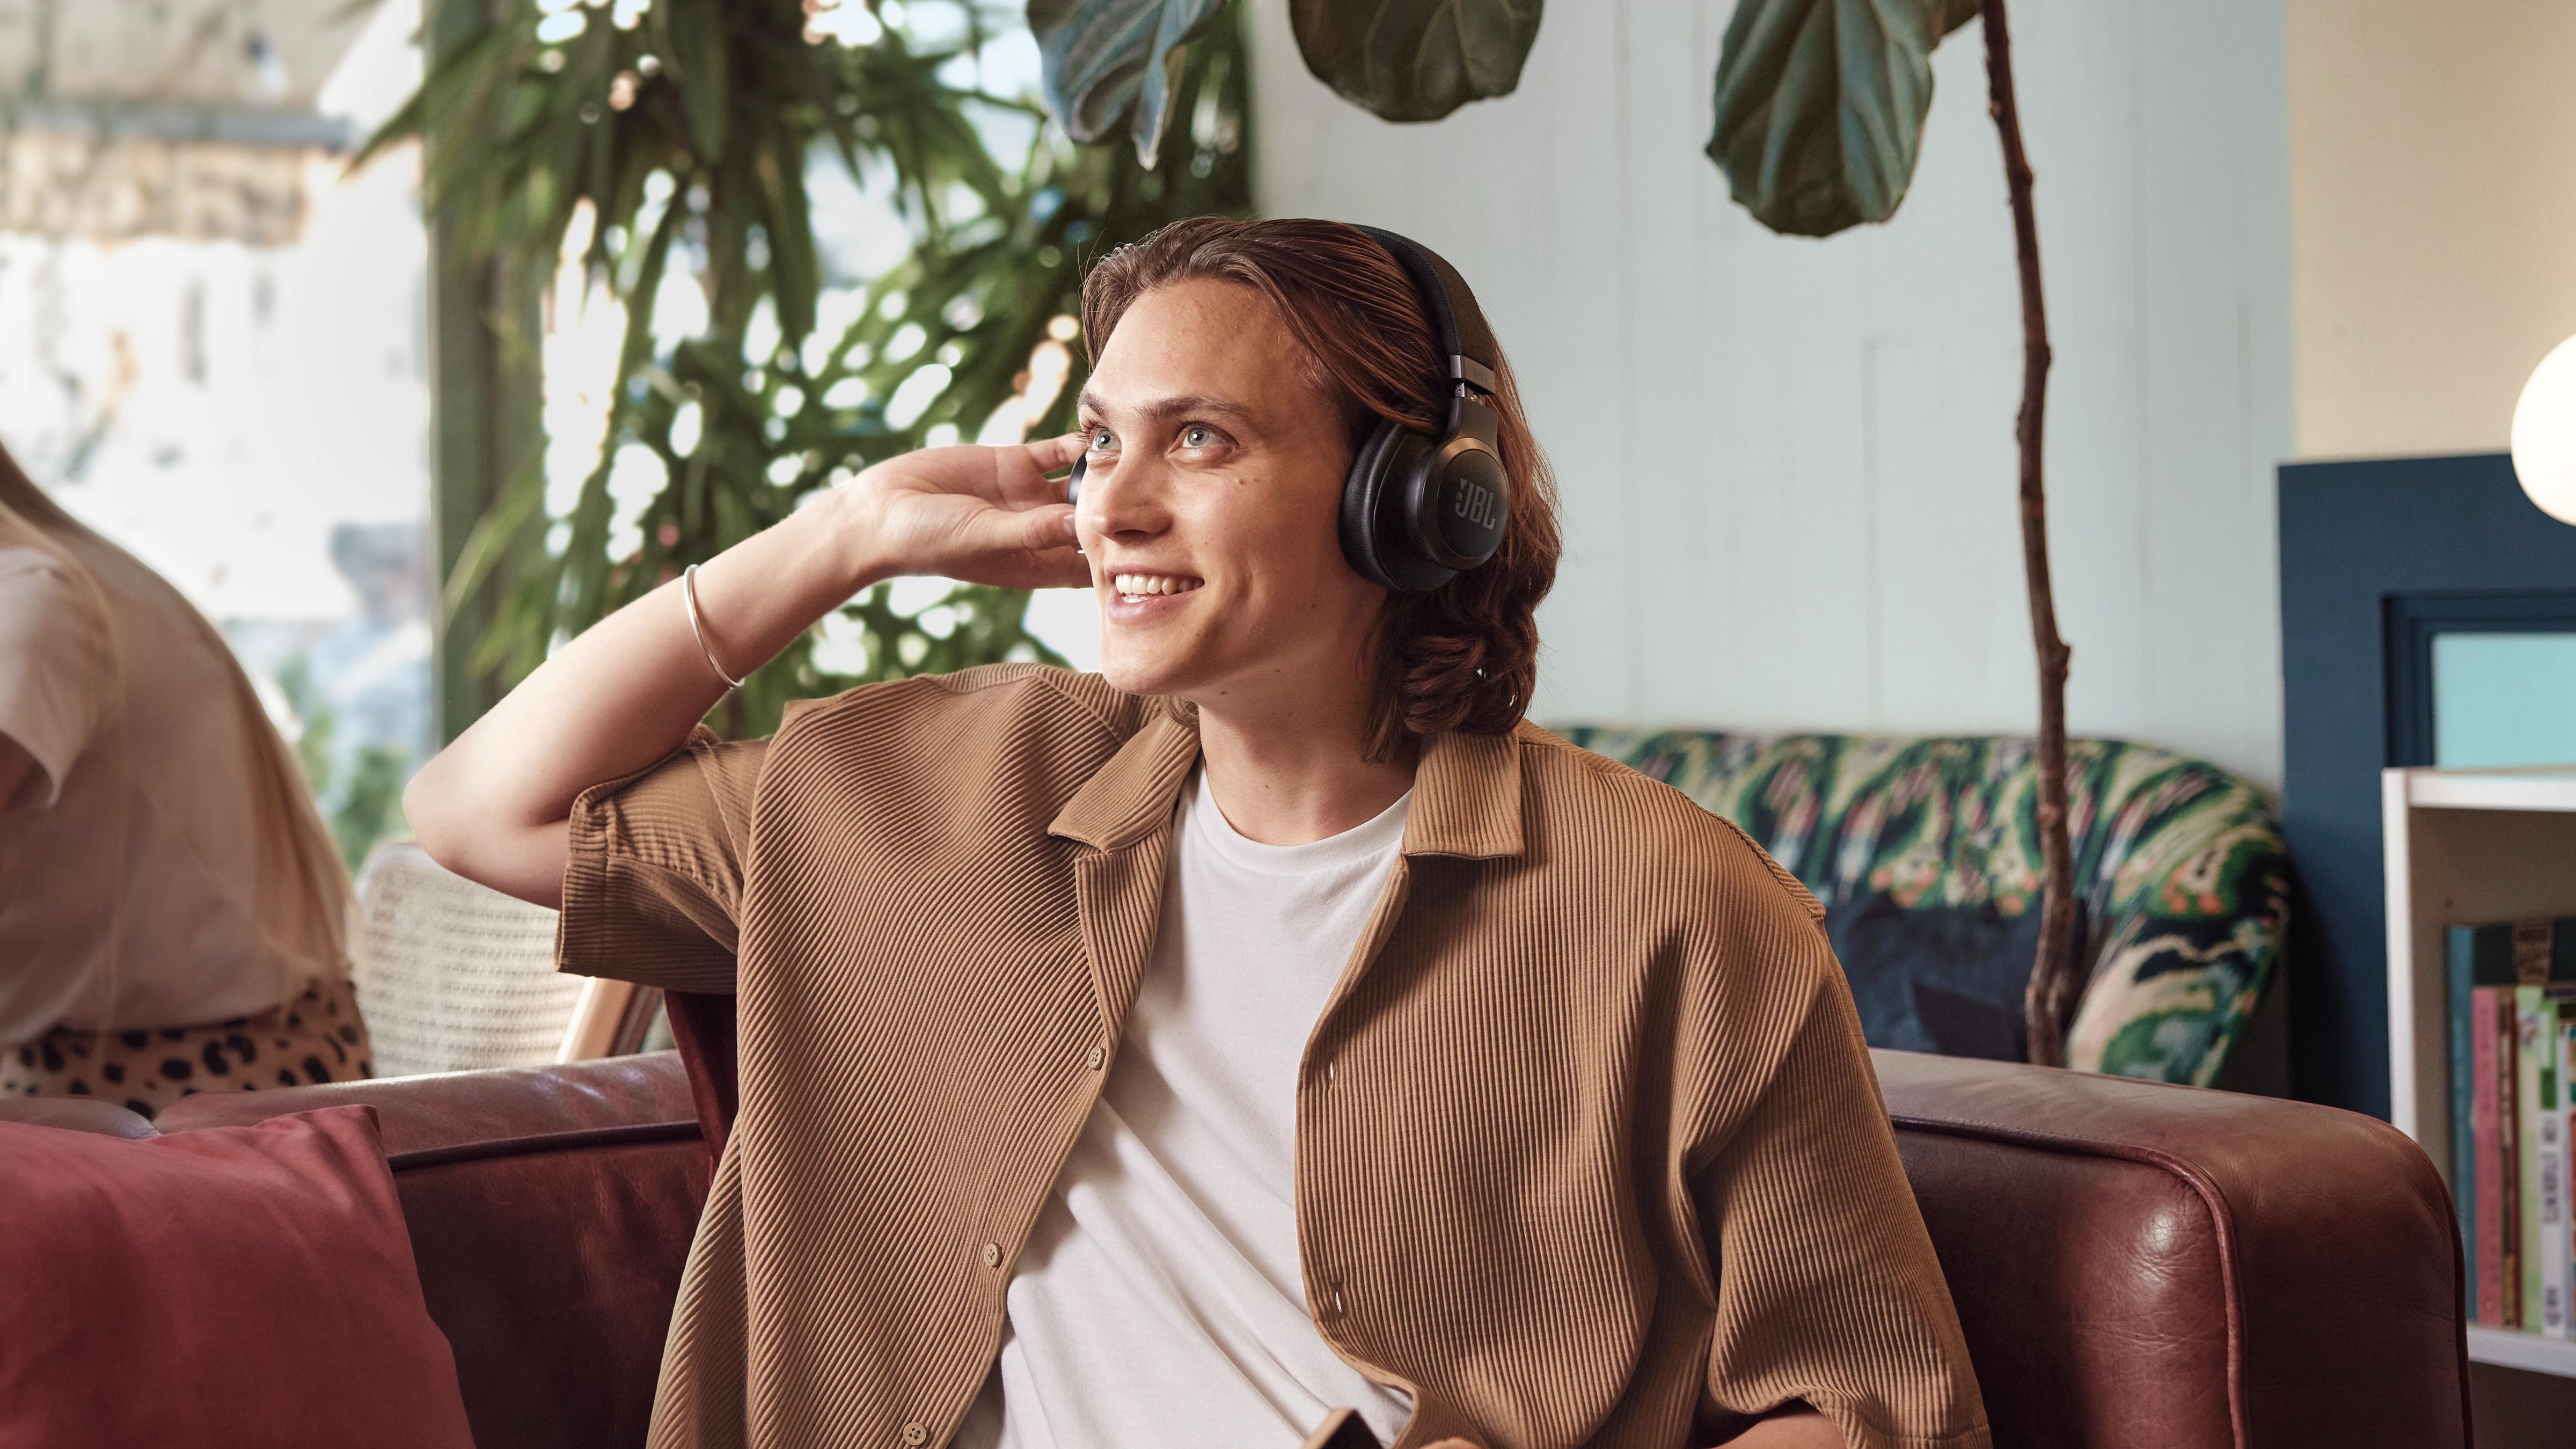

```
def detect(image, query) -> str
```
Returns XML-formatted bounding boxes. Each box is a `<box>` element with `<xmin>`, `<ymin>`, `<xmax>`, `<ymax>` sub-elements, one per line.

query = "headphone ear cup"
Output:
<box><xmin>1407</xmin><ymin>441</ymin><xmax>1511</xmax><ymax>572</ymax></box>
<box><xmin>1340</xmin><ymin>420</ymin><xmax>1409</xmax><ymax>591</ymax></box>
<box><xmin>1065</xmin><ymin>452</ymin><xmax>1087</xmax><ymax>507</ymax></box>
<box><xmin>1342</xmin><ymin>422</ymin><xmax>1457</xmax><ymax>595</ymax></box>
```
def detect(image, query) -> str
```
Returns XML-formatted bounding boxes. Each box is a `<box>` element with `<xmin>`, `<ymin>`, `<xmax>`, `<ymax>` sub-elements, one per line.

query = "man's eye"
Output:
<box><xmin>1181</xmin><ymin>425</ymin><xmax>1214</xmax><ymax>448</ymax></box>
<box><xmin>1088</xmin><ymin>429</ymin><xmax>1114</xmax><ymax>451</ymax></box>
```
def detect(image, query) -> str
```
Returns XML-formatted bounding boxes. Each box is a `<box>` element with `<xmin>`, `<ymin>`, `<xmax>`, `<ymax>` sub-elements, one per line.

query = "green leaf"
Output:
<box><xmin>1706</xmin><ymin>0</ymin><xmax>1977</xmax><ymax>237</ymax></box>
<box><xmin>1287</xmin><ymin>0</ymin><xmax>1542</xmax><ymax>123</ymax></box>
<box><xmin>1028</xmin><ymin>0</ymin><xmax>1226</xmax><ymax>160</ymax></box>
<box><xmin>662</xmin><ymin>0</ymin><xmax>731</xmax><ymax>162</ymax></box>
<box><xmin>754</xmin><ymin>126</ymin><xmax>819</xmax><ymax>343</ymax></box>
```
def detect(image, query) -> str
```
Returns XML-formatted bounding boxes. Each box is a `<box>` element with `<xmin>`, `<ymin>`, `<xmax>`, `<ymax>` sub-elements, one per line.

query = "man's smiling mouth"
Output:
<box><xmin>1111</xmin><ymin>573</ymin><xmax>1205</xmax><ymax>599</ymax></box>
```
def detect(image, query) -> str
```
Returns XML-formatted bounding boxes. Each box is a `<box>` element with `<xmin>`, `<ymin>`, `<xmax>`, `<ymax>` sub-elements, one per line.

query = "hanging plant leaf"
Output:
<box><xmin>1288</xmin><ymin>0</ymin><xmax>1542</xmax><ymax>123</ymax></box>
<box><xmin>1706</xmin><ymin>0</ymin><xmax>1978</xmax><ymax>237</ymax></box>
<box><xmin>1028</xmin><ymin>0</ymin><xmax>1228</xmax><ymax>162</ymax></box>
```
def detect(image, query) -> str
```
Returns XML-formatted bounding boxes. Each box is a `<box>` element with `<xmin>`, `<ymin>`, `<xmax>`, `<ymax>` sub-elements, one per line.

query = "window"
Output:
<box><xmin>1</xmin><ymin>1</ymin><xmax>431</xmax><ymax>868</ymax></box>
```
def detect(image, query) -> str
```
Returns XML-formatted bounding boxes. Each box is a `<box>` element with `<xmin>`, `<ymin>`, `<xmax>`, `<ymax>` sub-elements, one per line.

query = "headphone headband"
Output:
<box><xmin>1334</xmin><ymin>224</ymin><xmax>1511</xmax><ymax>593</ymax></box>
<box><xmin>1352</xmin><ymin>225</ymin><xmax>1501</xmax><ymax>403</ymax></box>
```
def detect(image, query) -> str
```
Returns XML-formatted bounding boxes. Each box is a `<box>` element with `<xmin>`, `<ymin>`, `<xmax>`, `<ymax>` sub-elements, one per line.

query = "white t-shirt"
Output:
<box><xmin>957</xmin><ymin>767</ymin><xmax>1416</xmax><ymax>1449</ymax></box>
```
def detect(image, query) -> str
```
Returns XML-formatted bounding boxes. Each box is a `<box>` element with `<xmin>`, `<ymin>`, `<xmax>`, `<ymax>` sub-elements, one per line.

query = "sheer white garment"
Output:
<box><xmin>0</xmin><ymin>503</ymin><xmax>354</xmax><ymax>1043</ymax></box>
<box><xmin>956</xmin><ymin>766</ymin><xmax>1415</xmax><ymax>1449</ymax></box>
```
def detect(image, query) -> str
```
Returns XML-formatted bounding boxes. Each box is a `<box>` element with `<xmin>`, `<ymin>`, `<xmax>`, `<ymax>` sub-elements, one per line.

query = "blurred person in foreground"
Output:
<box><xmin>407</xmin><ymin>218</ymin><xmax>1987</xmax><ymax>1449</ymax></box>
<box><xmin>0</xmin><ymin>444</ymin><xmax>371</xmax><ymax>1117</ymax></box>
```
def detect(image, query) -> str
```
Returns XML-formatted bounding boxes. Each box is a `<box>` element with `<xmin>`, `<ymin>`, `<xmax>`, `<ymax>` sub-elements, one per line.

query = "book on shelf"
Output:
<box><xmin>2564</xmin><ymin>1013</ymin><xmax>2576</xmax><ymax>1330</ymax></box>
<box><xmin>2523</xmin><ymin>986</ymin><xmax>2570</xmax><ymax>1336</ymax></box>
<box><xmin>2473</xmin><ymin>984</ymin><xmax>2516</xmax><ymax>1326</ymax></box>
<box><xmin>2453</xmin><ymin>919</ymin><xmax>2576</xmax><ymax>1334</ymax></box>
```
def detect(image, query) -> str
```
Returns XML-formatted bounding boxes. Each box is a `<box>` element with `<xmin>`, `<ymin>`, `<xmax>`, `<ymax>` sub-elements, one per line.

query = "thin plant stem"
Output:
<box><xmin>1979</xmin><ymin>0</ymin><xmax>2080</xmax><ymax>1066</ymax></box>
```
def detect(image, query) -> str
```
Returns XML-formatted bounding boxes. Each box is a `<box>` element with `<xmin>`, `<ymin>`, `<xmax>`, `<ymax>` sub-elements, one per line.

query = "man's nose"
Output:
<box><xmin>1081</xmin><ymin>449</ymin><xmax>1171</xmax><ymax>541</ymax></box>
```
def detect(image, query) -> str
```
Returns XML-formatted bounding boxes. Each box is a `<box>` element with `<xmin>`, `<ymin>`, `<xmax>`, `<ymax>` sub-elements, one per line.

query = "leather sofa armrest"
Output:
<box><xmin>152</xmin><ymin>1051</ymin><xmax>699</xmax><ymax>1158</ymax></box>
<box><xmin>1874</xmin><ymin>1049</ymin><xmax>2470</xmax><ymax>1448</ymax></box>
<box><xmin>0</xmin><ymin>1096</ymin><xmax>158</xmax><ymax>1138</ymax></box>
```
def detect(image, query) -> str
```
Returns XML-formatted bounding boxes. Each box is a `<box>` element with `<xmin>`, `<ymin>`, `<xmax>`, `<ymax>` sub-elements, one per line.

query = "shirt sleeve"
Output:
<box><xmin>556</xmin><ymin>726</ymin><xmax>770</xmax><ymax>994</ymax></box>
<box><xmin>1679</xmin><ymin>848</ymin><xmax>1993</xmax><ymax>1449</ymax></box>
<box><xmin>0</xmin><ymin>554</ymin><xmax>112</xmax><ymax>809</ymax></box>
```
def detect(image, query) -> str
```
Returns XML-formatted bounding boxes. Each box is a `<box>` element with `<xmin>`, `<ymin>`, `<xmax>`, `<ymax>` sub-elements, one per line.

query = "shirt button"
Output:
<box><xmin>902</xmin><ymin>1424</ymin><xmax>928</xmax><ymax>1446</ymax></box>
<box><xmin>1331</xmin><ymin>1286</ymin><xmax>1347</xmax><ymax>1315</ymax></box>
<box><xmin>1324</xmin><ymin>1058</ymin><xmax>1337</xmax><ymax>1082</ymax></box>
<box><xmin>1086</xmin><ymin>1044</ymin><xmax>1106</xmax><ymax>1071</ymax></box>
<box><xmin>981</xmin><ymin>1241</ymin><xmax>1002</xmax><ymax>1269</ymax></box>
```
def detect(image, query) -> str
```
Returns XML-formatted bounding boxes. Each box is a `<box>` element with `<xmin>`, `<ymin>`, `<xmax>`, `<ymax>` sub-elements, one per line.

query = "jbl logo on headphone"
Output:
<box><xmin>1453</xmin><ymin>480</ymin><xmax>1503</xmax><ymax>532</ymax></box>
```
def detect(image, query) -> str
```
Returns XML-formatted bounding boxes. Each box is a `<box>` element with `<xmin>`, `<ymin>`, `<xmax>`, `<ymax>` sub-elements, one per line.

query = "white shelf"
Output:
<box><xmin>2470</xmin><ymin>1325</ymin><xmax>2576</xmax><ymax>1377</ymax></box>
<box><xmin>2406</xmin><ymin>766</ymin><xmax>2576</xmax><ymax>813</ymax></box>
<box><xmin>2384</xmin><ymin>766</ymin><xmax>2576</xmax><ymax>1378</ymax></box>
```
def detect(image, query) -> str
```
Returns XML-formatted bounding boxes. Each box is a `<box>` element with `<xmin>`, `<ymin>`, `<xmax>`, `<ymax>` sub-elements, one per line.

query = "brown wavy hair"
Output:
<box><xmin>1079</xmin><ymin>216</ymin><xmax>1560</xmax><ymax>758</ymax></box>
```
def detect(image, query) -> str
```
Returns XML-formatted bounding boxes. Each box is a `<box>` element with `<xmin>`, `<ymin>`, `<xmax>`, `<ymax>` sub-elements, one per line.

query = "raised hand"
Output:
<box><xmin>408</xmin><ymin>431</ymin><xmax>1095</xmax><ymax>908</ymax></box>
<box><xmin>848</xmin><ymin>431</ymin><xmax>1091</xmax><ymax>590</ymax></box>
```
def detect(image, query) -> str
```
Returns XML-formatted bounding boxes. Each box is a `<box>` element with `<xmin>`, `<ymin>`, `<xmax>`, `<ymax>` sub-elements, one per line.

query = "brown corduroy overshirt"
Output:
<box><xmin>559</xmin><ymin>665</ymin><xmax>1990</xmax><ymax>1449</ymax></box>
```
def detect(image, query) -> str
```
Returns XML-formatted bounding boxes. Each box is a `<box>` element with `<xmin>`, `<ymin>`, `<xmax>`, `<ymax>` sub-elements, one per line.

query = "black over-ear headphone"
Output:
<box><xmin>1064</xmin><ymin>224</ymin><xmax>1509</xmax><ymax>595</ymax></box>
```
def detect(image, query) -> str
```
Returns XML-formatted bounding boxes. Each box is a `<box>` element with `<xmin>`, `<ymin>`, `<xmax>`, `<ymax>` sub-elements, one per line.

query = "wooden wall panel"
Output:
<box><xmin>1248</xmin><ymin>0</ymin><xmax>2292</xmax><ymax>785</ymax></box>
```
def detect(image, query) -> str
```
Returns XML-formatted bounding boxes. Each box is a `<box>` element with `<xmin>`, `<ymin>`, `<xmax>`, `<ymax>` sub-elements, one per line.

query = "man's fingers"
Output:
<box><xmin>997</xmin><ymin>432</ymin><xmax>1086</xmax><ymax>503</ymax></box>
<box><xmin>1013</xmin><ymin>502</ymin><xmax>1089</xmax><ymax>590</ymax></box>
<box><xmin>950</xmin><ymin>505</ymin><xmax>1089</xmax><ymax>589</ymax></box>
<box><xmin>1013</xmin><ymin>503</ymin><xmax>1078</xmax><ymax>553</ymax></box>
<box><xmin>1024</xmin><ymin>431</ymin><xmax>1086</xmax><ymax>470</ymax></box>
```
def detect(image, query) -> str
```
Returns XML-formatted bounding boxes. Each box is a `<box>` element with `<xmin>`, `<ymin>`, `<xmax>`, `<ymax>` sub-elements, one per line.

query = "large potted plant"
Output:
<box><xmin>375</xmin><ymin>0</ymin><xmax>1252</xmax><ymax>740</ymax></box>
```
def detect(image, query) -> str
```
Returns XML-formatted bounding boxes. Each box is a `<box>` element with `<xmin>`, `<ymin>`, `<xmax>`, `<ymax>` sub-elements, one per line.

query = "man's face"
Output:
<box><xmin>1074</xmin><ymin>279</ymin><xmax>1385</xmax><ymax>712</ymax></box>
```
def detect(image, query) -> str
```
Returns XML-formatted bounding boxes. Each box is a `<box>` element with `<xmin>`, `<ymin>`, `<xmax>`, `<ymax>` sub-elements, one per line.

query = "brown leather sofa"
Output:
<box><xmin>5</xmin><ymin>1050</ymin><xmax>2469</xmax><ymax>1449</ymax></box>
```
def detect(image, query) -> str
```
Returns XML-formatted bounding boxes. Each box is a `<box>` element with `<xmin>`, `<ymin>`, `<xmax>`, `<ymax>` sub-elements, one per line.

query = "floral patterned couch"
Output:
<box><xmin>1557</xmin><ymin>729</ymin><xmax>2289</xmax><ymax>1087</ymax></box>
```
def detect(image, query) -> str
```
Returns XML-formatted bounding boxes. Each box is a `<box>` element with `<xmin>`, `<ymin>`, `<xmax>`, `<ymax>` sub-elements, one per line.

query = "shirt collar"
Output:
<box><xmin>1045</xmin><ymin>708</ymin><xmax>1201</xmax><ymax>851</ymax></box>
<box><xmin>1047</xmin><ymin>707</ymin><xmax>1527</xmax><ymax>862</ymax></box>
<box><xmin>1402</xmin><ymin>723</ymin><xmax>1525</xmax><ymax>860</ymax></box>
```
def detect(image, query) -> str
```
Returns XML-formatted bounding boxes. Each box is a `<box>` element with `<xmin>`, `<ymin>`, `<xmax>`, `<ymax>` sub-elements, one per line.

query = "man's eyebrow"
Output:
<box><xmin>1075</xmin><ymin>390</ymin><xmax>1260</xmax><ymax>426</ymax></box>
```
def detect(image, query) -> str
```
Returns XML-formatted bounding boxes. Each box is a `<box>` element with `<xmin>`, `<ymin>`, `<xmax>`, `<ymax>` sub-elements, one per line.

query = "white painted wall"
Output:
<box><xmin>2287</xmin><ymin>0</ymin><xmax>2576</xmax><ymax>459</ymax></box>
<box><xmin>1249</xmin><ymin>0</ymin><xmax>2293</xmax><ymax>787</ymax></box>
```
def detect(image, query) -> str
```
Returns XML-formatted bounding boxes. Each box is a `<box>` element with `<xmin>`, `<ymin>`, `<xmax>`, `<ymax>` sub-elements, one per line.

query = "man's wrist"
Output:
<box><xmin>814</xmin><ymin>478</ymin><xmax>898</xmax><ymax>596</ymax></box>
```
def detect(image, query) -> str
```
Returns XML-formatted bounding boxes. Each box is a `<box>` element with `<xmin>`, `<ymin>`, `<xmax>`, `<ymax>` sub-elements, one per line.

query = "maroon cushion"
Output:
<box><xmin>0</xmin><ymin>1104</ymin><xmax>477</xmax><ymax>1449</ymax></box>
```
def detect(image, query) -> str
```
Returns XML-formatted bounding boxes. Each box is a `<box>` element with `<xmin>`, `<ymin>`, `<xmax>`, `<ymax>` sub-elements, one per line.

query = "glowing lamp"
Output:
<box><xmin>2512</xmin><ymin>333</ymin><xmax>2576</xmax><ymax>525</ymax></box>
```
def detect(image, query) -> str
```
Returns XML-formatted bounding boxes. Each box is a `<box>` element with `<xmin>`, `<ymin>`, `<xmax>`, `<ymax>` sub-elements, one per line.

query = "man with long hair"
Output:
<box><xmin>408</xmin><ymin>218</ymin><xmax>1988</xmax><ymax>1449</ymax></box>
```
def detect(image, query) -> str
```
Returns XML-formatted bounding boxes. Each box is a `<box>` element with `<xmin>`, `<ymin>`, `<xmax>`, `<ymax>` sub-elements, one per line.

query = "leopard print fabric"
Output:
<box><xmin>0</xmin><ymin>976</ymin><xmax>373</xmax><ymax>1119</ymax></box>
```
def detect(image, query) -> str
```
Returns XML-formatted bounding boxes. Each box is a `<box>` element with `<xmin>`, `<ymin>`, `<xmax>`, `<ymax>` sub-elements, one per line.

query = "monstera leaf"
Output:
<box><xmin>1707</xmin><ymin>0</ymin><xmax>1980</xmax><ymax>237</ymax></box>
<box><xmin>1290</xmin><ymin>0</ymin><xmax>1542</xmax><ymax>123</ymax></box>
<box><xmin>1030</xmin><ymin>0</ymin><xmax>1228</xmax><ymax>161</ymax></box>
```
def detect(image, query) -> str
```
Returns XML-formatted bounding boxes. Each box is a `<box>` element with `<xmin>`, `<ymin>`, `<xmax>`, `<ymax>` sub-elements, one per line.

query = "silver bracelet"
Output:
<box><xmin>681</xmin><ymin>564</ymin><xmax>745</xmax><ymax>691</ymax></box>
